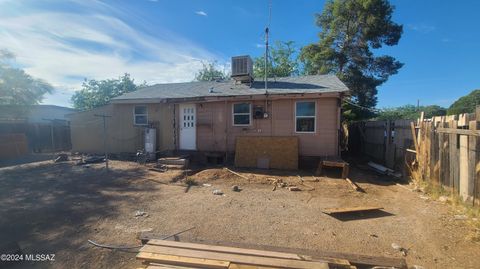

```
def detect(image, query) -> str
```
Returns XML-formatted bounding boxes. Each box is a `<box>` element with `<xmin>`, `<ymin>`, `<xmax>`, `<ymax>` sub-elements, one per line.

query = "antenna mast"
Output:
<box><xmin>264</xmin><ymin>0</ymin><xmax>271</xmax><ymax>94</ymax></box>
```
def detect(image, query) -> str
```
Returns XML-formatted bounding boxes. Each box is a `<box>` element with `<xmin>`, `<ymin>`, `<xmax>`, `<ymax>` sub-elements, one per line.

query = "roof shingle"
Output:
<box><xmin>112</xmin><ymin>74</ymin><xmax>348</xmax><ymax>102</ymax></box>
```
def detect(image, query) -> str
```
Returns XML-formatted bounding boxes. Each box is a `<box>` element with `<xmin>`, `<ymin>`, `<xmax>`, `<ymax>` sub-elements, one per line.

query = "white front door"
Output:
<box><xmin>179</xmin><ymin>104</ymin><xmax>196</xmax><ymax>150</ymax></box>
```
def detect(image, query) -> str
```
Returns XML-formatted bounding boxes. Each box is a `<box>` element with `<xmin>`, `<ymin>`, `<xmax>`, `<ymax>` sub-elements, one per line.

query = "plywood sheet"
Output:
<box><xmin>322</xmin><ymin>206</ymin><xmax>383</xmax><ymax>214</ymax></box>
<box><xmin>234</xmin><ymin>136</ymin><xmax>298</xmax><ymax>170</ymax></box>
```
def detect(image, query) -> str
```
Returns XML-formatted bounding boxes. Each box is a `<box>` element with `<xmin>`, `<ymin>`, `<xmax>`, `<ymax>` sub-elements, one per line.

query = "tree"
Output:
<box><xmin>71</xmin><ymin>73</ymin><xmax>140</xmax><ymax>110</ymax></box>
<box><xmin>253</xmin><ymin>41</ymin><xmax>300</xmax><ymax>78</ymax></box>
<box><xmin>0</xmin><ymin>49</ymin><xmax>53</xmax><ymax>106</ymax></box>
<box><xmin>300</xmin><ymin>0</ymin><xmax>403</xmax><ymax>120</ymax></box>
<box><xmin>376</xmin><ymin>105</ymin><xmax>446</xmax><ymax>120</ymax></box>
<box><xmin>447</xmin><ymin>89</ymin><xmax>480</xmax><ymax>115</ymax></box>
<box><xmin>194</xmin><ymin>61</ymin><xmax>228</xmax><ymax>81</ymax></box>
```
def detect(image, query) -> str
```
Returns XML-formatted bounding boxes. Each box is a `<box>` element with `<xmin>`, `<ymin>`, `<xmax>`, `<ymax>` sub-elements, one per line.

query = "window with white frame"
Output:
<box><xmin>134</xmin><ymin>105</ymin><xmax>148</xmax><ymax>125</ymax></box>
<box><xmin>295</xmin><ymin>101</ymin><xmax>316</xmax><ymax>133</ymax></box>
<box><xmin>233</xmin><ymin>103</ymin><xmax>251</xmax><ymax>126</ymax></box>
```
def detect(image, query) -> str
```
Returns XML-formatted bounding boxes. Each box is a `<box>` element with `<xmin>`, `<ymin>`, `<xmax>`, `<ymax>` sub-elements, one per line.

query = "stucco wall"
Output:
<box><xmin>191</xmin><ymin>96</ymin><xmax>340</xmax><ymax>157</ymax></box>
<box><xmin>69</xmin><ymin>103</ymin><xmax>174</xmax><ymax>154</ymax></box>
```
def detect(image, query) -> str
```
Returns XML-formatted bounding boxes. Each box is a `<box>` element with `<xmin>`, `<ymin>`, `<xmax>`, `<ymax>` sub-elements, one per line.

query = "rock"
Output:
<box><xmin>419</xmin><ymin>195</ymin><xmax>429</xmax><ymax>201</ymax></box>
<box><xmin>288</xmin><ymin>186</ymin><xmax>301</xmax><ymax>191</ymax></box>
<box><xmin>135</xmin><ymin>210</ymin><xmax>147</xmax><ymax>217</ymax></box>
<box><xmin>231</xmin><ymin>185</ymin><xmax>240</xmax><ymax>192</ymax></box>
<box><xmin>454</xmin><ymin>214</ymin><xmax>468</xmax><ymax>220</ymax></box>
<box><xmin>213</xmin><ymin>189</ymin><xmax>223</xmax><ymax>195</ymax></box>
<box><xmin>411</xmin><ymin>265</ymin><xmax>425</xmax><ymax>269</ymax></box>
<box><xmin>438</xmin><ymin>196</ymin><xmax>449</xmax><ymax>202</ymax></box>
<box><xmin>391</xmin><ymin>243</ymin><xmax>402</xmax><ymax>251</ymax></box>
<box><xmin>202</xmin><ymin>183</ymin><xmax>212</xmax><ymax>187</ymax></box>
<box><xmin>391</xmin><ymin>243</ymin><xmax>407</xmax><ymax>256</ymax></box>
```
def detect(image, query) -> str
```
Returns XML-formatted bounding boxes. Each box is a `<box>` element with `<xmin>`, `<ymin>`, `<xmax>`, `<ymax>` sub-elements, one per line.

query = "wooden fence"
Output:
<box><xmin>348</xmin><ymin>120</ymin><xmax>413</xmax><ymax>174</ymax></box>
<box><xmin>415</xmin><ymin>110</ymin><xmax>480</xmax><ymax>206</ymax></box>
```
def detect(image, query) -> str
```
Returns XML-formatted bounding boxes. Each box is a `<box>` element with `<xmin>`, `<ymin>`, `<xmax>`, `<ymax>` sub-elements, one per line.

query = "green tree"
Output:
<box><xmin>300</xmin><ymin>0</ymin><xmax>403</xmax><ymax>120</ymax></box>
<box><xmin>194</xmin><ymin>61</ymin><xmax>228</xmax><ymax>81</ymax></box>
<box><xmin>376</xmin><ymin>105</ymin><xmax>446</xmax><ymax>120</ymax></box>
<box><xmin>71</xmin><ymin>73</ymin><xmax>140</xmax><ymax>110</ymax></box>
<box><xmin>447</xmin><ymin>89</ymin><xmax>480</xmax><ymax>115</ymax></box>
<box><xmin>0</xmin><ymin>49</ymin><xmax>53</xmax><ymax>106</ymax></box>
<box><xmin>253</xmin><ymin>41</ymin><xmax>300</xmax><ymax>78</ymax></box>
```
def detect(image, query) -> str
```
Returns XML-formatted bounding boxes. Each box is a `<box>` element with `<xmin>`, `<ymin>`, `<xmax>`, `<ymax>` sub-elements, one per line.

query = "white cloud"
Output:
<box><xmin>0</xmin><ymin>1</ymin><xmax>222</xmax><ymax>106</ymax></box>
<box><xmin>407</xmin><ymin>23</ymin><xmax>436</xmax><ymax>33</ymax></box>
<box><xmin>195</xmin><ymin>11</ymin><xmax>208</xmax><ymax>17</ymax></box>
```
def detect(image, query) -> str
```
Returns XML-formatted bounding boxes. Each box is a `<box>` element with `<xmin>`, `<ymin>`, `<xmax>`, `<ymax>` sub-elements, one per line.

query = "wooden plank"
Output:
<box><xmin>322</xmin><ymin>206</ymin><xmax>383</xmax><ymax>214</ymax></box>
<box><xmin>147</xmin><ymin>240</ymin><xmax>306</xmax><ymax>261</ymax></box>
<box><xmin>449</xmin><ymin>121</ymin><xmax>459</xmax><ymax>189</ymax></box>
<box><xmin>345</xmin><ymin>178</ymin><xmax>360</xmax><ymax>192</ymax></box>
<box><xmin>183</xmin><ymin>239</ymin><xmax>407</xmax><ymax>269</ymax></box>
<box><xmin>437</xmin><ymin>128</ymin><xmax>480</xmax><ymax>136</ymax></box>
<box><xmin>460</xmin><ymin>134</ymin><xmax>469</xmax><ymax>200</ymax></box>
<box><xmin>147</xmin><ymin>264</ymin><xmax>202</xmax><ymax>269</ymax></box>
<box><xmin>322</xmin><ymin>160</ymin><xmax>347</xmax><ymax>168</ymax></box>
<box><xmin>410</xmin><ymin>122</ymin><xmax>419</xmax><ymax>160</ymax></box>
<box><xmin>149</xmin><ymin>240</ymin><xmax>351</xmax><ymax>266</ymax></box>
<box><xmin>468</xmin><ymin>120</ymin><xmax>479</xmax><ymax>204</ymax></box>
<box><xmin>443</xmin><ymin>121</ymin><xmax>450</xmax><ymax>187</ymax></box>
<box><xmin>137</xmin><ymin>253</ymin><xmax>230</xmax><ymax>269</ymax></box>
<box><xmin>138</xmin><ymin>245</ymin><xmax>329</xmax><ymax>269</ymax></box>
<box><xmin>228</xmin><ymin>264</ymin><xmax>278</xmax><ymax>269</ymax></box>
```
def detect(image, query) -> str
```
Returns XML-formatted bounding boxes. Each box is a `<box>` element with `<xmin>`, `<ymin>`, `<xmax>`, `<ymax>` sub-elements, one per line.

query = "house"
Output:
<box><xmin>0</xmin><ymin>105</ymin><xmax>76</xmax><ymax>159</ymax></box>
<box><xmin>69</xmin><ymin>57</ymin><xmax>349</xmax><ymax>164</ymax></box>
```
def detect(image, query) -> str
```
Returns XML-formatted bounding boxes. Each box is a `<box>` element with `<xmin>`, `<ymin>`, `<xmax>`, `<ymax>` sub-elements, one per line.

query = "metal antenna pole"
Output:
<box><xmin>264</xmin><ymin>26</ymin><xmax>269</xmax><ymax>94</ymax></box>
<box><xmin>94</xmin><ymin>114</ymin><xmax>112</xmax><ymax>172</ymax></box>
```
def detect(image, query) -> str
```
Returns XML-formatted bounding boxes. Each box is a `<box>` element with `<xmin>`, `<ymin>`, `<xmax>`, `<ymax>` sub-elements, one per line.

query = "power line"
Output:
<box><xmin>343</xmin><ymin>99</ymin><xmax>383</xmax><ymax>113</ymax></box>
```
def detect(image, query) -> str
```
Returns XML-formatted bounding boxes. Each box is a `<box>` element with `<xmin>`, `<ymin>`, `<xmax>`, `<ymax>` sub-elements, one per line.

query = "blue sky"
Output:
<box><xmin>0</xmin><ymin>0</ymin><xmax>479</xmax><ymax>108</ymax></box>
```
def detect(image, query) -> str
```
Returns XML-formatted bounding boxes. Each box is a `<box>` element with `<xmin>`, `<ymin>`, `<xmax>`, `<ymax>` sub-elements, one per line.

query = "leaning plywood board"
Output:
<box><xmin>235</xmin><ymin>136</ymin><xmax>298</xmax><ymax>170</ymax></box>
<box><xmin>322</xmin><ymin>207</ymin><xmax>383</xmax><ymax>214</ymax></box>
<box><xmin>138</xmin><ymin>245</ymin><xmax>329</xmax><ymax>269</ymax></box>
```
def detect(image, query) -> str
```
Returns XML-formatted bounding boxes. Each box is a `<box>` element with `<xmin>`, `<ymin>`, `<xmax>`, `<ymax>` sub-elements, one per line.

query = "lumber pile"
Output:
<box><xmin>137</xmin><ymin>240</ymin><xmax>356</xmax><ymax>269</ymax></box>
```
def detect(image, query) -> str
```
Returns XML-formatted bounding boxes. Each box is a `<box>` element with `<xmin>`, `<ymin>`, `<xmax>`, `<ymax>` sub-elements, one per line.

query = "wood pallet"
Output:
<box><xmin>137</xmin><ymin>240</ymin><xmax>356</xmax><ymax>269</ymax></box>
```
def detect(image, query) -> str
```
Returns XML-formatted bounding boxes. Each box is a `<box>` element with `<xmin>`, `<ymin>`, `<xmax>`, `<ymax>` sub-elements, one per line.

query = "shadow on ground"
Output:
<box><xmin>0</xmin><ymin>161</ymin><xmax>152</xmax><ymax>268</ymax></box>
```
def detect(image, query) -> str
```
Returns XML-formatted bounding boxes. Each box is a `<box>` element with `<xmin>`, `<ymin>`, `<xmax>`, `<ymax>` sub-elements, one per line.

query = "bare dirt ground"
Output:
<box><xmin>0</xmin><ymin>159</ymin><xmax>479</xmax><ymax>269</ymax></box>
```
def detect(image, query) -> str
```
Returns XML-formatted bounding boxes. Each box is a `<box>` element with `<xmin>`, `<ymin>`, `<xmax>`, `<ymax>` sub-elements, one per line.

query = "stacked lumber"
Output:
<box><xmin>137</xmin><ymin>240</ymin><xmax>356</xmax><ymax>269</ymax></box>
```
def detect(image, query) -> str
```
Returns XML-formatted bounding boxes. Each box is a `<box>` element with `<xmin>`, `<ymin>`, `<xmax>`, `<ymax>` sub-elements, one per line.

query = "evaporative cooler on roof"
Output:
<box><xmin>231</xmin><ymin>55</ymin><xmax>253</xmax><ymax>83</ymax></box>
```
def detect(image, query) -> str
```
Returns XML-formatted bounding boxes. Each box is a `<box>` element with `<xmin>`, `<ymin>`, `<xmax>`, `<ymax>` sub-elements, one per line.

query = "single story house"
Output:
<box><xmin>69</xmin><ymin>73</ymin><xmax>349</xmax><ymax>161</ymax></box>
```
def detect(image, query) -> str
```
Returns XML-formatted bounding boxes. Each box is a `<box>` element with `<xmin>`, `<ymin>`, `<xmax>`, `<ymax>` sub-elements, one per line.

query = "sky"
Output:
<box><xmin>0</xmin><ymin>0</ymin><xmax>479</xmax><ymax>108</ymax></box>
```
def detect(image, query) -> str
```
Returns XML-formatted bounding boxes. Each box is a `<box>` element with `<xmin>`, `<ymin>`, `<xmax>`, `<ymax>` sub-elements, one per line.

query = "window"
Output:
<box><xmin>295</xmin><ymin>101</ymin><xmax>315</xmax><ymax>133</ymax></box>
<box><xmin>134</xmin><ymin>105</ymin><xmax>148</xmax><ymax>125</ymax></box>
<box><xmin>233</xmin><ymin>103</ymin><xmax>251</xmax><ymax>126</ymax></box>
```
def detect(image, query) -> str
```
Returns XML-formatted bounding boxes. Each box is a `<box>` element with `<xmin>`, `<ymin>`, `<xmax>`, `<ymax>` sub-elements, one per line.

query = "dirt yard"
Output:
<box><xmin>0</xmin><ymin>159</ymin><xmax>479</xmax><ymax>269</ymax></box>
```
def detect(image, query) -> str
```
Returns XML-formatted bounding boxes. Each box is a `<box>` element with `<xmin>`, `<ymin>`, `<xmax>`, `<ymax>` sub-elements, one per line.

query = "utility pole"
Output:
<box><xmin>94</xmin><ymin>114</ymin><xmax>112</xmax><ymax>171</ymax></box>
<box><xmin>42</xmin><ymin>118</ymin><xmax>56</xmax><ymax>160</ymax></box>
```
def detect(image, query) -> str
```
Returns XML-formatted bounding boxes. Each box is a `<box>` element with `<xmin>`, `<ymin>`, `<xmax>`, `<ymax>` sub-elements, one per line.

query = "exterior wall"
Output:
<box><xmin>181</xmin><ymin>96</ymin><xmax>340</xmax><ymax>157</ymax></box>
<box><xmin>69</xmin><ymin>103</ymin><xmax>175</xmax><ymax>154</ymax></box>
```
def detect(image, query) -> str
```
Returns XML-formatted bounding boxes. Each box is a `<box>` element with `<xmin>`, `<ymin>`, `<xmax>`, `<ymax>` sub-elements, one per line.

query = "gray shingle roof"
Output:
<box><xmin>112</xmin><ymin>75</ymin><xmax>348</xmax><ymax>103</ymax></box>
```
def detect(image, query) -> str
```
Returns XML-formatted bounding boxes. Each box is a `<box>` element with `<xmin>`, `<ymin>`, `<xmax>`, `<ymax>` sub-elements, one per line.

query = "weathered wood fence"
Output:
<box><xmin>415</xmin><ymin>110</ymin><xmax>480</xmax><ymax>206</ymax></box>
<box><xmin>349</xmin><ymin>120</ymin><xmax>413</xmax><ymax>173</ymax></box>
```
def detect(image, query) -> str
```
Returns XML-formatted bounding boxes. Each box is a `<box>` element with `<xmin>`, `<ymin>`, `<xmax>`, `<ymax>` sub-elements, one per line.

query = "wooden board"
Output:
<box><xmin>137</xmin><ymin>252</ymin><xmax>230</xmax><ymax>269</ymax></box>
<box><xmin>234</xmin><ymin>136</ymin><xmax>298</xmax><ymax>170</ymax></box>
<box><xmin>322</xmin><ymin>206</ymin><xmax>383</xmax><ymax>214</ymax></box>
<box><xmin>147</xmin><ymin>240</ymin><xmax>306</xmax><ymax>261</ymax></box>
<box><xmin>179</xmin><ymin>239</ymin><xmax>407</xmax><ymax>269</ymax></box>
<box><xmin>138</xmin><ymin>245</ymin><xmax>329</xmax><ymax>269</ymax></box>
